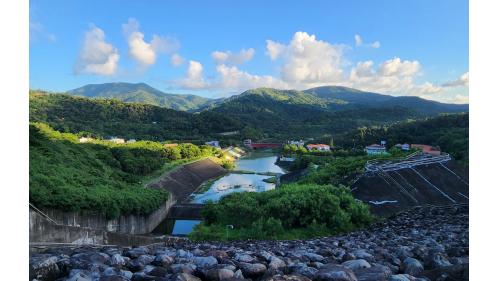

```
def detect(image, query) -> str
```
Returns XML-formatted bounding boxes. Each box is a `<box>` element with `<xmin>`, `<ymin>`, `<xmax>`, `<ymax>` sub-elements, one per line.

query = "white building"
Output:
<box><xmin>287</xmin><ymin>140</ymin><xmax>305</xmax><ymax>147</ymax></box>
<box><xmin>78</xmin><ymin>137</ymin><xmax>93</xmax><ymax>143</ymax></box>
<box><xmin>109</xmin><ymin>137</ymin><xmax>125</xmax><ymax>144</ymax></box>
<box><xmin>126</xmin><ymin>139</ymin><xmax>137</xmax><ymax>144</ymax></box>
<box><xmin>243</xmin><ymin>139</ymin><xmax>252</xmax><ymax>147</ymax></box>
<box><xmin>205</xmin><ymin>140</ymin><xmax>220</xmax><ymax>148</ymax></box>
<box><xmin>365</xmin><ymin>144</ymin><xmax>387</xmax><ymax>155</ymax></box>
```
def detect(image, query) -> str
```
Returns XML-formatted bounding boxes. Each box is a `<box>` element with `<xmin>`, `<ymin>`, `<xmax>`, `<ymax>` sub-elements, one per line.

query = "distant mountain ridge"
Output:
<box><xmin>67</xmin><ymin>82</ymin><xmax>219</xmax><ymax>111</ymax></box>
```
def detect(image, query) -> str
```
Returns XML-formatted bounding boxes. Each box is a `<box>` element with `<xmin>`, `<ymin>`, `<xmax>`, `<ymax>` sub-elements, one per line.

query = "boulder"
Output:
<box><xmin>193</xmin><ymin>256</ymin><xmax>218</xmax><ymax>268</ymax></box>
<box><xmin>29</xmin><ymin>255</ymin><xmax>61</xmax><ymax>281</ymax></box>
<box><xmin>239</xmin><ymin>262</ymin><xmax>267</xmax><ymax>279</ymax></box>
<box><xmin>313</xmin><ymin>264</ymin><xmax>358</xmax><ymax>281</ymax></box>
<box><xmin>66</xmin><ymin>269</ymin><xmax>93</xmax><ymax>281</ymax></box>
<box><xmin>424</xmin><ymin>252</ymin><xmax>452</xmax><ymax>269</ymax></box>
<box><xmin>125</xmin><ymin>248</ymin><xmax>149</xmax><ymax>259</ymax></box>
<box><xmin>341</xmin><ymin>259</ymin><xmax>371</xmax><ymax>271</ymax></box>
<box><xmin>388</xmin><ymin>274</ymin><xmax>413</xmax><ymax>281</ymax></box>
<box><xmin>401</xmin><ymin>258</ymin><xmax>424</xmax><ymax>276</ymax></box>
<box><xmin>174</xmin><ymin>272</ymin><xmax>202</xmax><ymax>281</ymax></box>
<box><xmin>269</xmin><ymin>257</ymin><xmax>287</xmax><ymax>271</ymax></box>
<box><xmin>111</xmin><ymin>254</ymin><xmax>127</xmax><ymax>267</ymax></box>
<box><xmin>206</xmin><ymin>268</ymin><xmax>235</xmax><ymax>281</ymax></box>
<box><xmin>152</xmin><ymin>254</ymin><xmax>175</xmax><ymax>267</ymax></box>
<box><xmin>354</xmin><ymin>265</ymin><xmax>392</xmax><ymax>281</ymax></box>
<box><xmin>235</xmin><ymin>253</ymin><xmax>256</xmax><ymax>263</ymax></box>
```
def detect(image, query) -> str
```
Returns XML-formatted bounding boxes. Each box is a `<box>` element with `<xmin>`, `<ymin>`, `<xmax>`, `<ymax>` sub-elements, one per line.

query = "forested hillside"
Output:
<box><xmin>330</xmin><ymin>113</ymin><xmax>469</xmax><ymax>164</ymax></box>
<box><xmin>30</xmin><ymin>86</ymin><xmax>469</xmax><ymax>142</ymax></box>
<box><xmin>67</xmin><ymin>82</ymin><xmax>219</xmax><ymax>111</ymax></box>
<box><xmin>29</xmin><ymin>122</ymin><xmax>221</xmax><ymax>218</ymax></box>
<box><xmin>30</xmin><ymin>91</ymin><xmax>240</xmax><ymax>141</ymax></box>
<box><xmin>210</xmin><ymin>88</ymin><xmax>427</xmax><ymax>138</ymax></box>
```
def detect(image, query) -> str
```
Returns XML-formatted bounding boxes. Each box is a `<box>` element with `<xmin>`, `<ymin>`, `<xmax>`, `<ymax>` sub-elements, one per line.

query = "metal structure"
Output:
<box><xmin>365</xmin><ymin>152</ymin><xmax>451</xmax><ymax>172</ymax></box>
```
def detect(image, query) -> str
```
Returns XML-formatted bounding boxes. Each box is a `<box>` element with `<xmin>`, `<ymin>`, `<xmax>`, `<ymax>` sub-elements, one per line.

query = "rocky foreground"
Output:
<box><xmin>30</xmin><ymin>205</ymin><xmax>468</xmax><ymax>281</ymax></box>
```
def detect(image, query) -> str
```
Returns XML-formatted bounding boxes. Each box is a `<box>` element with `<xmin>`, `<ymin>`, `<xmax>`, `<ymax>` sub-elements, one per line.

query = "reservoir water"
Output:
<box><xmin>170</xmin><ymin>152</ymin><xmax>285</xmax><ymax>235</ymax></box>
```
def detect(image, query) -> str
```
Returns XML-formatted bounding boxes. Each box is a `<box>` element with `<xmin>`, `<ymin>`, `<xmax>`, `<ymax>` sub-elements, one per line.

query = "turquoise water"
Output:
<box><xmin>171</xmin><ymin>152</ymin><xmax>284</xmax><ymax>234</ymax></box>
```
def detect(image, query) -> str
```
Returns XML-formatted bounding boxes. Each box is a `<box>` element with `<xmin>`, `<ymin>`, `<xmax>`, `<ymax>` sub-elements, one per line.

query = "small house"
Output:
<box><xmin>109</xmin><ymin>137</ymin><xmax>125</xmax><ymax>144</ymax></box>
<box><xmin>78</xmin><ymin>137</ymin><xmax>93</xmax><ymax>143</ymax></box>
<box><xmin>205</xmin><ymin>140</ymin><xmax>220</xmax><ymax>148</ymax></box>
<box><xmin>365</xmin><ymin>144</ymin><xmax>387</xmax><ymax>155</ymax></box>
<box><xmin>306</xmin><ymin>144</ymin><xmax>331</xmax><ymax>151</ymax></box>
<box><xmin>411</xmin><ymin>144</ymin><xmax>441</xmax><ymax>156</ymax></box>
<box><xmin>164</xmin><ymin>143</ymin><xmax>179</xmax><ymax>148</ymax></box>
<box><xmin>126</xmin><ymin>139</ymin><xmax>137</xmax><ymax>144</ymax></box>
<box><xmin>395</xmin><ymin>143</ymin><xmax>410</xmax><ymax>151</ymax></box>
<box><xmin>243</xmin><ymin>139</ymin><xmax>252</xmax><ymax>147</ymax></box>
<box><xmin>287</xmin><ymin>140</ymin><xmax>305</xmax><ymax>147</ymax></box>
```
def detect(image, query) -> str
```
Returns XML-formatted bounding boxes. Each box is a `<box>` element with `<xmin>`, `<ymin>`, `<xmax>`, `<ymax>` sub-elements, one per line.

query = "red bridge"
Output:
<box><xmin>249</xmin><ymin>143</ymin><xmax>282</xmax><ymax>149</ymax></box>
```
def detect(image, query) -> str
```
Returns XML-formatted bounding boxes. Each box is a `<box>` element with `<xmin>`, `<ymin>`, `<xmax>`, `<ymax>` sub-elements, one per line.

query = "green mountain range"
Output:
<box><xmin>67</xmin><ymin>82</ymin><xmax>220</xmax><ymax>111</ymax></box>
<box><xmin>32</xmin><ymin>84</ymin><xmax>468</xmax><ymax>141</ymax></box>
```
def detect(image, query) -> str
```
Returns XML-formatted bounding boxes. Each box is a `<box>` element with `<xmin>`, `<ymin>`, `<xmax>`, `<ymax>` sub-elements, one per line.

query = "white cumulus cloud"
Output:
<box><xmin>215</xmin><ymin>64</ymin><xmax>288</xmax><ymax>90</ymax></box>
<box><xmin>267</xmin><ymin>31</ymin><xmax>345</xmax><ymax>87</ymax></box>
<box><xmin>122</xmin><ymin>18</ymin><xmax>179</xmax><ymax>67</ymax></box>
<box><xmin>379</xmin><ymin>57</ymin><xmax>420</xmax><ymax>77</ymax></box>
<box><xmin>442</xmin><ymin>72</ymin><xmax>469</xmax><ymax>87</ymax></box>
<box><xmin>74</xmin><ymin>26</ymin><xmax>119</xmax><ymax>76</ymax></box>
<box><xmin>211</xmin><ymin>48</ymin><xmax>255</xmax><ymax>65</ymax></box>
<box><xmin>178</xmin><ymin>60</ymin><xmax>207</xmax><ymax>89</ymax></box>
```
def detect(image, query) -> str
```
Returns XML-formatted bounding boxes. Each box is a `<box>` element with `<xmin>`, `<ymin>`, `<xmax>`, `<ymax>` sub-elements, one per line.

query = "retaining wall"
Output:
<box><xmin>31</xmin><ymin>195</ymin><xmax>176</xmax><ymax>235</ymax></box>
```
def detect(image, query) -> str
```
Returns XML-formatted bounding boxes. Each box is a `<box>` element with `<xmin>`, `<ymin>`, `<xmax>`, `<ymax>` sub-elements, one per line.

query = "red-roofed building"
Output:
<box><xmin>411</xmin><ymin>144</ymin><xmax>441</xmax><ymax>156</ymax></box>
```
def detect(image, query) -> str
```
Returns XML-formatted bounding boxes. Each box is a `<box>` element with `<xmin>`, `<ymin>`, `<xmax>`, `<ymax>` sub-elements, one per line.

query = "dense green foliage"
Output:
<box><xmin>190</xmin><ymin>183</ymin><xmax>373</xmax><ymax>241</ymax></box>
<box><xmin>329</xmin><ymin>113</ymin><xmax>469</xmax><ymax>165</ymax></box>
<box><xmin>29</xmin><ymin>122</ymin><xmax>219</xmax><ymax>218</ymax></box>
<box><xmin>30</xmin><ymin>91</ymin><xmax>240</xmax><ymax>141</ymax></box>
<box><xmin>67</xmin><ymin>82</ymin><xmax>220</xmax><ymax>111</ymax></box>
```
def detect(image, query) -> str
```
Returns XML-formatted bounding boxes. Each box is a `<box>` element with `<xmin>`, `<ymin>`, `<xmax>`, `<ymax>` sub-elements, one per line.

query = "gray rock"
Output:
<box><xmin>239</xmin><ymin>262</ymin><xmax>267</xmax><ymax>278</ymax></box>
<box><xmin>175</xmin><ymin>273</ymin><xmax>202</xmax><ymax>281</ymax></box>
<box><xmin>111</xmin><ymin>254</ymin><xmax>127</xmax><ymax>267</ymax></box>
<box><xmin>313</xmin><ymin>264</ymin><xmax>357</xmax><ymax>281</ymax></box>
<box><xmin>388</xmin><ymin>274</ymin><xmax>413</xmax><ymax>281</ymax></box>
<box><xmin>402</xmin><ymin>258</ymin><xmax>424</xmax><ymax>276</ymax></box>
<box><xmin>66</xmin><ymin>269</ymin><xmax>93</xmax><ymax>281</ymax></box>
<box><xmin>193</xmin><ymin>256</ymin><xmax>218</xmax><ymax>268</ymax></box>
<box><xmin>234</xmin><ymin>269</ymin><xmax>244</xmax><ymax>279</ymax></box>
<box><xmin>424</xmin><ymin>252</ymin><xmax>452</xmax><ymax>269</ymax></box>
<box><xmin>171</xmin><ymin>263</ymin><xmax>197</xmax><ymax>275</ymax></box>
<box><xmin>294</xmin><ymin>267</ymin><xmax>318</xmax><ymax>279</ymax></box>
<box><xmin>152</xmin><ymin>254</ymin><xmax>174</xmax><ymax>267</ymax></box>
<box><xmin>235</xmin><ymin>253</ymin><xmax>255</xmax><ymax>263</ymax></box>
<box><xmin>29</xmin><ymin>255</ymin><xmax>60</xmax><ymax>281</ymax></box>
<box><xmin>137</xmin><ymin>255</ymin><xmax>155</xmax><ymax>265</ymax></box>
<box><xmin>341</xmin><ymin>253</ymin><xmax>356</xmax><ymax>263</ymax></box>
<box><xmin>341</xmin><ymin>259</ymin><xmax>371</xmax><ymax>271</ymax></box>
<box><xmin>124</xmin><ymin>248</ymin><xmax>149</xmax><ymax>259</ymax></box>
<box><xmin>269</xmin><ymin>257</ymin><xmax>287</xmax><ymax>271</ymax></box>
<box><xmin>352</xmin><ymin>250</ymin><xmax>373</xmax><ymax>261</ymax></box>
<box><xmin>206</xmin><ymin>268</ymin><xmax>235</xmax><ymax>281</ymax></box>
<box><xmin>354</xmin><ymin>265</ymin><xmax>392</xmax><ymax>281</ymax></box>
<box><xmin>303</xmin><ymin>253</ymin><xmax>325</xmax><ymax>262</ymax></box>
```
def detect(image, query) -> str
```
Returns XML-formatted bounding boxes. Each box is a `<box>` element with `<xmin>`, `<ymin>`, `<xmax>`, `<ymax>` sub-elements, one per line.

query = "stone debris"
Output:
<box><xmin>29</xmin><ymin>205</ymin><xmax>468</xmax><ymax>281</ymax></box>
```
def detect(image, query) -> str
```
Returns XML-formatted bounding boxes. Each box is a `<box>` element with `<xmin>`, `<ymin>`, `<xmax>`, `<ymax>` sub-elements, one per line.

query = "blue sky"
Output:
<box><xmin>29</xmin><ymin>0</ymin><xmax>469</xmax><ymax>103</ymax></box>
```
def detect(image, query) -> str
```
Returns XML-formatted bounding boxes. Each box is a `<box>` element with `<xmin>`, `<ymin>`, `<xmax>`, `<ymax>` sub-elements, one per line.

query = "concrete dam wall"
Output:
<box><xmin>352</xmin><ymin>160</ymin><xmax>469</xmax><ymax>216</ymax></box>
<box><xmin>148</xmin><ymin>158</ymin><xmax>227</xmax><ymax>201</ymax></box>
<box><xmin>30</xmin><ymin>158</ymin><xmax>226</xmax><ymax>244</ymax></box>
